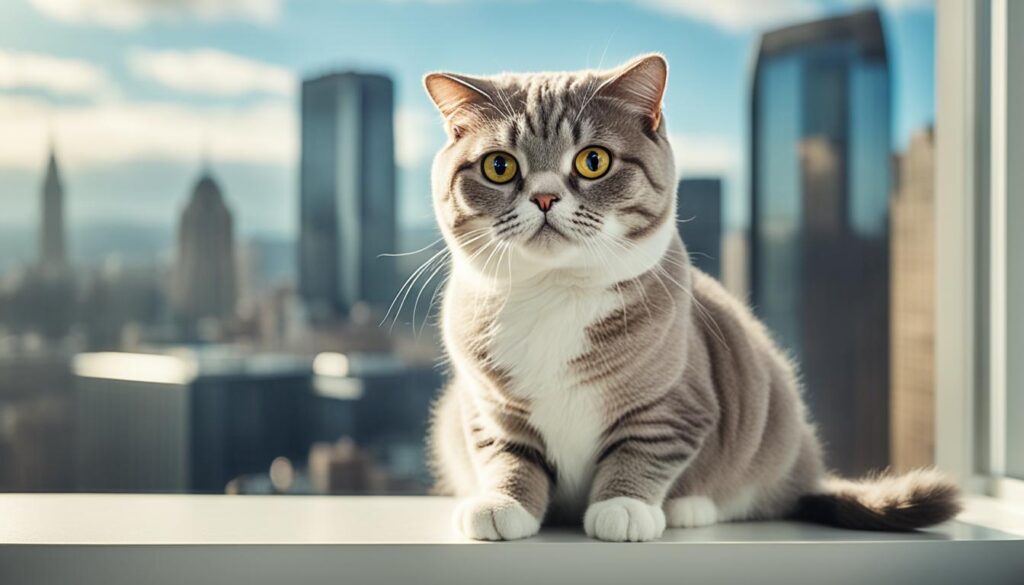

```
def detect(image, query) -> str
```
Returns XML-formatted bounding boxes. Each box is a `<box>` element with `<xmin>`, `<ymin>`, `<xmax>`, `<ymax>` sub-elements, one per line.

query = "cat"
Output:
<box><xmin>422</xmin><ymin>54</ymin><xmax>960</xmax><ymax>542</ymax></box>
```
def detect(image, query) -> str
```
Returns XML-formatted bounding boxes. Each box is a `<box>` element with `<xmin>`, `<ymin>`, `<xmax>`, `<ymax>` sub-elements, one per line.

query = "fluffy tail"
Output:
<box><xmin>796</xmin><ymin>469</ymin><xmax>963</xmax><ymax>531</ymax></box>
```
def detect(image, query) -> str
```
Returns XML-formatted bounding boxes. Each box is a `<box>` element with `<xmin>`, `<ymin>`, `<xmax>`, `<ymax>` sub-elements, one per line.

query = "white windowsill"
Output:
<box><xmin>1</xmin><ymin>494</ymin><xmax>1023</xmax><ymax>584</ymax></box>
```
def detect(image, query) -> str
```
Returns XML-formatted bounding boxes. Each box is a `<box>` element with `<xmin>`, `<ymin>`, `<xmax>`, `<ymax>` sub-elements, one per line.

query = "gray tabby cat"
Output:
<box><xmin>423</xmin><ymin>54</ymin><xmax>960</xmax><ymax>542</ymax></box>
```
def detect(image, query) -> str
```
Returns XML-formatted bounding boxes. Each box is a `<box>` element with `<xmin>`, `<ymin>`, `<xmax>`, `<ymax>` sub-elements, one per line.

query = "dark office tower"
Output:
<box><xmin>750</xmin><ymin>9</ymin><xmax>891</xmax><ymax>475</ymax></box>
<box><xmin>676</xmin><ymin>178</ymin><xmax>723</xmax><ymax>279</ymax></box>
<box><xmin>39</xmin><ymin>146</ymin><xmax>66</xmax><ymax>273</ymax></box>
<box><xmin>172</xmin><ymin>168</ymin><xmax>238</xmax><ymax>337</ymax></box>
<box><xmin>299</xmin><ymin>72</ymin><xmax>397</xmax><ymax>322</ymax></box>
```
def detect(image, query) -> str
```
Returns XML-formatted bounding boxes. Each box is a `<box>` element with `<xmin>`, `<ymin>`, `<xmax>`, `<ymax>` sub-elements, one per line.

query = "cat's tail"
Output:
<box><xmin>796</xmin><ymin>468</ymin><xmax>962</xmax><ymax>531</ymax></box>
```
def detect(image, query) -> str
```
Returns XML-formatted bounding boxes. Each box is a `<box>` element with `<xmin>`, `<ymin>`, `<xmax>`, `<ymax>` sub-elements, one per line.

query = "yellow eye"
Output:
<box><xmin>574</xmin><ymin>146</ymin><xmax>611</xmax><ymax>179</ymax></box>
<box><xmin>481</xmin><ymin>151</ymin><xmax>518</xmax><ymax>184</ymax></box>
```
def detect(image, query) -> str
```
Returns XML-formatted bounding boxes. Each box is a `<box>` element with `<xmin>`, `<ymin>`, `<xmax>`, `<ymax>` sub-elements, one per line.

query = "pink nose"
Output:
<box><xmin>530</xmin><ymin>193</ymin><xmax>560</xmax><ymax>212</ymax></box>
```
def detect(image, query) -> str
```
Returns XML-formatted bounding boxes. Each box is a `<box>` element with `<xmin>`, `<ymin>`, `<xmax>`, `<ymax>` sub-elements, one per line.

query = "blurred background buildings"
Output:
<box><xmin>890</xmin><ymin>126</ymin><xmax>936</xmax><ymax>472</ymax></box>
<box><xmin>0</xmin><ymin>1</ymin><xmax>938</xmax><ymax>493</ymax></box>
<box><xmin>676</xmin><ymin>178</ymin><xmax>723</xmax><ymax>280</ymax></box>
<box><xmin>750</xmin><ymin>9</ymin><xmax>892</xmax><ymax>475</ymax></box>
<box><xmin>299</xmin><ymin>73</ymin><xmax>397</xmax><ymax>324</ymax></box>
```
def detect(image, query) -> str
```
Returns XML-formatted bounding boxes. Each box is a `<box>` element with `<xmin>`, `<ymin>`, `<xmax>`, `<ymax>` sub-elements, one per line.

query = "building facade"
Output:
<box><xmin>299</xmin><ymin>72</ymin><xmax>397</xmax><ymax>321</ymax></box>
<box><xmin>676</xmin><ymin>178</ymin><xmax>723</xmax><ymax>280</ymax></box>
<box><xmin>750</xmin><ymin>9</ymin><xmax>891</xmax><ymax>475</ymax></box>
<box><xmin>890</xmin><ymin>127</ymin><xmax>935</xmax><ymax>472</ymax></box>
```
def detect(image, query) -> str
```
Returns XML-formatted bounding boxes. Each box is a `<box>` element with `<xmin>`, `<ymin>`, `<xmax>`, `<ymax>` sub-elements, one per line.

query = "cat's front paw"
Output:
<box><xmin>584</xmin><ymin>497</ymin><xmax>666</xmax><ymax>542</ymax></box>
<box><xmin>454</xmin><ymin>494</ymin><xmax>541</xmax><ymax>541</ymax></box>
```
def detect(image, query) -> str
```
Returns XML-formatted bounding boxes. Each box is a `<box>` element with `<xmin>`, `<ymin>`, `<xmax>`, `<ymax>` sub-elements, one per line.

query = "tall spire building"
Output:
<box><xmin>172</xmin><ymin>167</ymin><xmax>238</xmax><ymax>338</ymax></box>
<box><xmin>39</xmin><ymin>146</ymin><xmax>67</xmax><ymax>273</ymax></box>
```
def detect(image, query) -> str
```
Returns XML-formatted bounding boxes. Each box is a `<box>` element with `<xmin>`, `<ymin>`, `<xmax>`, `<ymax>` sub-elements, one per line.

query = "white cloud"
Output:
<box><xmin>643</xmin><ymin>0</ymin><xmax>932</xmax><ymax>32</ymax></box>
<box><xmin>0</xmin><ymin>49</ymin><xmax>110</xmax><ymax>97</ymax></box>
<box><xmin>0</xmin><ymin>95</ymin><xmax>296</xmax><ymax>170</ymax></box>
<box><xmin>129</xmin><ymin>48</ymin><xmax>295</xmax><ymax>97</ymax></box>
<box><xmin>669</xmin><ymin>133</ymin><xmax>740</xmax><ymax>178</ymax></box>
<box><xmin>842</xmin><ymin>0</ymin><xmax>933</xmax><ymax>12</ymax></box>
<box><xmin>630</xmin><ymin>0</ymin><xmax>821</xmax><ymax>32</ymax></box>
<box><xmin>395</xmin><ymin>107</ymin><xmax>441</xmax><ymax>170</ymax></box>
<box><xmin>30</xmin><ymin>0</ymin><xmax>281</xmax><ymax>29</ymax></box>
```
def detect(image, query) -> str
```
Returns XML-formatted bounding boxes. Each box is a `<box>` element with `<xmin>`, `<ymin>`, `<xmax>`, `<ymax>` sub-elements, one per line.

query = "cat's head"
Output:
<box><xmin>424</xmin><ymin>54</ymin><xmax>677</xmax><ymax>285</ymax></box>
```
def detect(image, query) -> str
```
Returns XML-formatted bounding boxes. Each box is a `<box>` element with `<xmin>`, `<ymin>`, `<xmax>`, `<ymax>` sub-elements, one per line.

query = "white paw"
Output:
<box><xmin>665</xmin><ymin>495</ymin><xmax>718</xmax><ymax>528</ymax></box>
<box><xmin>584</xmin><ymin>497</ymin><xmax>666</xmax><ymax>542</ymax></box>
<box><xmin>454</xmin><ymin>494</ymin><xmax>541</xmax><ymax>541</ymax></box>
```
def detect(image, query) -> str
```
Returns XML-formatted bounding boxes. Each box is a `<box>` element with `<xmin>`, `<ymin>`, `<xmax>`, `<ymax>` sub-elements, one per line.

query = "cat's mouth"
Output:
<box><xmin>528</xmin><ymin>219</ymin><xmax>569</xmax><ymax>243</ymax></box>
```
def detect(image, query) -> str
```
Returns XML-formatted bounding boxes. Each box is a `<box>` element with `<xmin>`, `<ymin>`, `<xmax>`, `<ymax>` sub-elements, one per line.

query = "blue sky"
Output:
<box><xmin>0</xmin><ymin>0</ymin><xmax>934</xmax><ymax>246</ymax></box>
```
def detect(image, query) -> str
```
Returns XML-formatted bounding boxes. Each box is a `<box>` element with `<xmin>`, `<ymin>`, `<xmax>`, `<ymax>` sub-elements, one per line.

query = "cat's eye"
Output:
<box><xmin>574</xmin><ymin>146</ymin><xmax>611</xmax><ymax>179</ymax></box>
<box><xmin>481</xmin><ymin>151</ymin><xmax>519</xmax><ymax>184</ymax></box>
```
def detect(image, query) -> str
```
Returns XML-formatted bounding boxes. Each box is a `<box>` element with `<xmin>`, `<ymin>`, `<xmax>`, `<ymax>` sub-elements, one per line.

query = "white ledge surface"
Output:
<box><xmin>2</xmin><ymin>494</ymin><xmax>1023</xmax><ymax>585</ymax></box>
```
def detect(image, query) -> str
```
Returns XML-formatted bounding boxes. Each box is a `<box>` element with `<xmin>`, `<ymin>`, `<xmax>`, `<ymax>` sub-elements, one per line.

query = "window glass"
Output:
<box><xmin>0</xmin><ymin>2</ymin><xmax>936</xmax><ymax>494</ymax></box>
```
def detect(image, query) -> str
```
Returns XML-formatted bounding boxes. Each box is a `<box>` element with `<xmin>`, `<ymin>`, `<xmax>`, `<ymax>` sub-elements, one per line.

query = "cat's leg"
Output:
<box><xmin>454</xmin><ymin>406</ymin><xmax>554</xmax><ymax>541</ymax></box>
<box><xmin>584</xmin><ymin>419</ymin><xmax>709</xmax><ymax>542</ymax></box>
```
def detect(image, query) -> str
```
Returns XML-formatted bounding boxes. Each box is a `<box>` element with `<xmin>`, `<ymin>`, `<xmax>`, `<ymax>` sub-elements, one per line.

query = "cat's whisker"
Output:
<box><xmin>493</xmin><ymin>242</ymin><xmax>515</xmax><ymax>316</ymax></box>
<box><xmin>422</xmin><ymin>267</ymin><xmax>451</xmax><ymax>337</ymax></box>
<box><xmin>388</xmin><ymin>250</ymin><xmax>449</xmax><ymax>333</ymax></box>
<box><xmin>600</xmin><ymin>231</ymin><xmax>729</xmax><ymax>350</ymax></box>
<box><xmin>649</xmin><ymin>263</ymin><xmax>729</xmax><ymax>351</ymax></box>
<box><xmin>377</xmin><ymin>236</ymin><xmax>445</xmax><ymax>258</ymax></box>
<box><xmin>411</xmin><ymin>250</ymin><xmax>451</xmax><ymax>339</ymax></box>
<box><xmin>380</xmin><ymin>246</ymin><xmax>450</xmax><ymax>328</ymax></box>
<box><xmin>467</xmin><ymin>238</ymin><xmax>502</xmax><ymax>322</ymax></box>
<box><xmin>382</xmin><ymin>229</ymin><xmax>493</xmax><ymax>331</ymax></box>
<box><xmin>494</xmin><ymin>85</ymin><xmax>518</xmax><ymax>122</ymax></box>
<box><xmin>592</xmin><ymin>234</ymin><xmax>655</xmax><ymax>322</ymax></box>
<box><xmin>588</xmin><ymin>235</ymin><xmax>631</xmax><ymax>334</ymax></box>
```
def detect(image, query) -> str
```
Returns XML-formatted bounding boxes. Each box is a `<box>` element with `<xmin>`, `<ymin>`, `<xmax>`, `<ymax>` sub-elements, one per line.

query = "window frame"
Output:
<box><xmin>935</xmin><ymin>0</ymin><xmax>1024</xmax><ymax>502</ymax></box>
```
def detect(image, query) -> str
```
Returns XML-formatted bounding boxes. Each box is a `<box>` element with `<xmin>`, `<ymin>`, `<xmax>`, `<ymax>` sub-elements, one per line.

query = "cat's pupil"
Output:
<box><xmin>492</xmin><ymin>156</ymin><xmax>507</xmax><ymax>176</ymax></box>
<box><xmin>586</xmin><ymin>151</ymin><xmax>600</xmax><ymax>172</ymax></box>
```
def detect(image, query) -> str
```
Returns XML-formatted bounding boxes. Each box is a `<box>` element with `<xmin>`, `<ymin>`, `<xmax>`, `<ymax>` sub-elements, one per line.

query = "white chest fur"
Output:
<box><xmin>489</xmin><ymin>277</ymin><xmax>615</xmax><ymax>515</ymax></box>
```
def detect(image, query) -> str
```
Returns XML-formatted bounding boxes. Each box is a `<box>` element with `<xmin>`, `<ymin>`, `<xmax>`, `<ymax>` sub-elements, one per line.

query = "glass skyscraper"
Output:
<box><xmin>300</xmin><ymin>72</ymin><xmax>397</xmax><ymax>321</ymax></box>
<box><xmin>750</xmin><ymin>9</ymin><xmax>891</xmax><ymax>475</ymax></box>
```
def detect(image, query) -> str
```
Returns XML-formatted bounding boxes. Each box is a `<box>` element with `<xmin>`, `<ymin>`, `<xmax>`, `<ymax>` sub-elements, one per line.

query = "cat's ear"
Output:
<box><xmin>423</xmin><ymin>72</ymin><xmax>493</xmax><ymax>139</ymax></box>
<box><xmin>600</xmin><ymin>54</ymin><xmax>668</xmax><ymax>132</ymax></box>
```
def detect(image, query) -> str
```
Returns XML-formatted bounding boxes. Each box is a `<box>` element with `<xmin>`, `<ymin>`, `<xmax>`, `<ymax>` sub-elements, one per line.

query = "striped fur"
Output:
<box><xmin>423</xmin><ymin>54</ymin><xmax>961</xmax><ymax>542</ymax></box>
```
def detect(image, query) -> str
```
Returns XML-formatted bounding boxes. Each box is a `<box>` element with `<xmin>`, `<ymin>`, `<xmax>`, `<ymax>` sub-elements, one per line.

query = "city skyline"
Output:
<box><xmin>0</xmin><ymin>0</ymin><xmax>934</xmax><ymax>266</ymax></box>
<box><xmin>0</xmin><ymin>1</ymin><xmax>943</xmax><ymax>497</ymax></box>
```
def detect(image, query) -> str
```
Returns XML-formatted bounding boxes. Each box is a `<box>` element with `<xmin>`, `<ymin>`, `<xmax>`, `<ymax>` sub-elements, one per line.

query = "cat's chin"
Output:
<box><xmin>517</xmin><ymin>232</ymin><xmax>581</xmax><ymax>267</ymax></box>
<box><xmin>516</xmin><ymin>247</ymin><xmax>577</xmax><ymax>269</ymax></box>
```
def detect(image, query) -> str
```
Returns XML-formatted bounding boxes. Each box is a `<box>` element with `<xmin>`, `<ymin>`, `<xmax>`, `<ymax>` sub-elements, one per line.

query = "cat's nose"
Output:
<box><xmin>530</xmin><ymin>193</ymin><xmax>560</xmax><ymax>212</ymax></box>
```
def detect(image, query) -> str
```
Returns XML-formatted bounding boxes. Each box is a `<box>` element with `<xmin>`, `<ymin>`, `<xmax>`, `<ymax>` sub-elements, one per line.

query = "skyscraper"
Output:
<box><xmin>890</xmin><ymin>127</ymin><xmax>935</xmax><ymax>472</ymax></box>
<box><xmin>676</xmin><ymin>178</ymin><xmax>723</xmax><ymax>279</ymax></box>
<box><xmin>750</xmin><ymin>9</ymin><xmax>891</xmax><ymax>475</ymax></box>
<box><xmin>39</xmin><ymin>146</ymin><xmax>66</xmax><ymax>273</ymax></box>
<box><xmin>299</xmin><ymin>72</ymin><xmax>397</xmax><ymax>322</ymax></box>
<box><xmin>172</xmin><ymin>168</ymin><xmax>237</xmax><ymax>337</ymax></box>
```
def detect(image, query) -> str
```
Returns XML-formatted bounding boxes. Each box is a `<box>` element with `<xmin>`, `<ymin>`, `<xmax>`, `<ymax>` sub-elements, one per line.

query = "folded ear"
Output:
<box><xmin>423</xmin><ymin>72</ymin><xmax>493</xmax><ymax>138</ymax></box>
<box><xmin>599</xmin><ymin>54</ymin><xmax>668</xmax><ymax>132</ymax></box>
